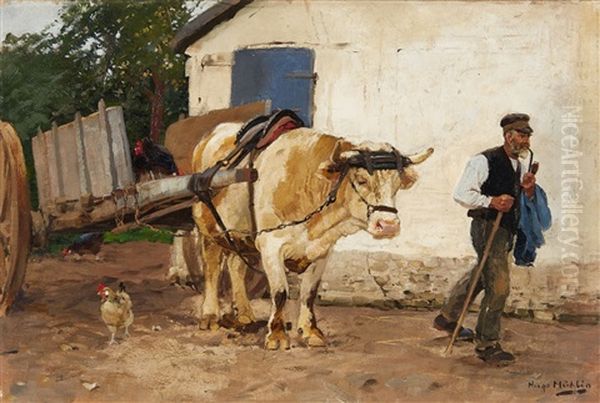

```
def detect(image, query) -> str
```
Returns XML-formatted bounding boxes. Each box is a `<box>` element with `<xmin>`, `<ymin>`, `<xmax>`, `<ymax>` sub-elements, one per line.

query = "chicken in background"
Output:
<box><xmin>62</xmin><ymin>232</ymin><xmax>104</xmax><ymax>261</ymax></box>
<box><xmin>132</xmin><ymin>137</ymin><xmax>179</xmax><ymax>182</ymax></box>
<box><xmin>97</xmin><ymin>282</ymin><xmax>134</xmax><ymax>345</ymax></box>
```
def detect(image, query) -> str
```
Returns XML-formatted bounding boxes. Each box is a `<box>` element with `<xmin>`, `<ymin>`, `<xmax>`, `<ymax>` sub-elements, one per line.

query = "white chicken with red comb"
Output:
<box><xmin>97</xmin><ymin>282</ymin><xmax>134</xmax><ymax>345</ymax></box>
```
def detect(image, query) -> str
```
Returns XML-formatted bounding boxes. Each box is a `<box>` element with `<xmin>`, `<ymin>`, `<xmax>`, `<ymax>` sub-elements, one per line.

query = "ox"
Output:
<box><xmin>191</xmin><ymin>123</ymin><xmax>433</xmax><ymax>350</ymax></box>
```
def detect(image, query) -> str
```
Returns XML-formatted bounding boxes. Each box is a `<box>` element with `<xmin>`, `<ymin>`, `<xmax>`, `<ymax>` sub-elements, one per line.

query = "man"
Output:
<box><xmin>433</xmin><ymin>113</ymin><xmax>537</xmax><ymax>364</ymax></box>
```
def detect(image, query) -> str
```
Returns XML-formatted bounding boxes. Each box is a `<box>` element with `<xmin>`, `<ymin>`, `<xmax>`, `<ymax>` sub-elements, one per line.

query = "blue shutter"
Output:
<box><xmin>231</xmin><ymin>47</ymin><xmax>315</xmax><ymax>126</ymax></box>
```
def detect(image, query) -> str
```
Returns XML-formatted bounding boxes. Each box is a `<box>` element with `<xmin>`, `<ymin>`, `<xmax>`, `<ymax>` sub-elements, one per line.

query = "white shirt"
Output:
<box><xmin>453</xmin><ymin>153</ymin><xmax>527</xmax><ymax>210</ymax></box>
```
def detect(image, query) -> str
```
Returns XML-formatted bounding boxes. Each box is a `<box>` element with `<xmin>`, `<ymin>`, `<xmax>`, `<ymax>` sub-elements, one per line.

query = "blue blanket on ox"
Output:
<box><xmin>514</xmin><ymin>185</ymin><xmax>552</xmax><ymax>266</ymax></box>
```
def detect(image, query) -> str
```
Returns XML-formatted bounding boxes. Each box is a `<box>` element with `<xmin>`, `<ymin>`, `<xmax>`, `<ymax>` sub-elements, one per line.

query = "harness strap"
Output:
<box><xmin>247</xmin><ymin>150</ymin><xmax>258</xmax><ymax>235</ymax></box>
<box><xmin>188</xmin><ymin>160</ymin><xmax>261</xmax><ymax>273</ymax></box>
<box><xmin>392</xmin><ymin>149</ymin><xmax>408</xmax><ymax>177</ymax></box>
<box><xmin>349</xmin><ymin>180</ymin><xmax>398</xmax><ymax>219</ymax></box>
<box><xmin>226</xmin><ymin>110</ymin><xmax>304</xmax><ymax>170</ymax></box>
<box><xmin>196</xmin><ymin>188</ymin><xmax>261</xmax><ymax>273</ymax></box>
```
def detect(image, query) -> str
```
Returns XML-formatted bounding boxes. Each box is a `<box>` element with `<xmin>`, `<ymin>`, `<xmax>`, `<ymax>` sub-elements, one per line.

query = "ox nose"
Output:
<box><xmin>374</xmin><ymin>218</ymin><xmax>400</xmax><ymax>238</ymax></box>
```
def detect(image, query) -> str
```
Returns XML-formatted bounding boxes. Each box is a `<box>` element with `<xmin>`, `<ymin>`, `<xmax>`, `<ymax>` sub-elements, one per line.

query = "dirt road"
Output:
<box><xmin>1</xmin><ymin>241</ymin><xmax>598</xmax><ymax>401</ymax></box>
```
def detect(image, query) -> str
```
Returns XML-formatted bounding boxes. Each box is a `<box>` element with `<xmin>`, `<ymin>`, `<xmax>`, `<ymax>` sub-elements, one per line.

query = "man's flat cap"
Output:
<box><xmin>500</xmin><ymin>113</ymin><xmax>533</xmax><ymax>134</ymax></box>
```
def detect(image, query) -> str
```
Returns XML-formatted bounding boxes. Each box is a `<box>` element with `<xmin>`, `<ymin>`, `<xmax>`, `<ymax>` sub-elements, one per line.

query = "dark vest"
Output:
<box><xmin>467</xmin><ymin>146</ymin><xmax>521</xmax><ymax>232</ymax></box>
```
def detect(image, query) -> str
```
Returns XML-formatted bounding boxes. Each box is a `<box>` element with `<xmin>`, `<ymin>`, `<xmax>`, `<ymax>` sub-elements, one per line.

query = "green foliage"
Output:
<box><xmin>53</xmin><ymin>0</ymin><xmax>197</xmax><ymax>140</ymax></box>
<box><xmin>0</xmin><ymin>33</ymin><xmax>76</xmax><ymax>139</ymax></box>
<box><xmin>103</xmin><ymin>227</ymin><xmax>174</xmax><ymax>244</ymax></box>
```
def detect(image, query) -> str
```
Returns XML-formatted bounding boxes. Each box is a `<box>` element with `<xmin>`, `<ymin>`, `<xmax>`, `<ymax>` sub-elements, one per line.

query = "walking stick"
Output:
<box><xmin>444</xmin><ymin>211</ymin><xmax>503</xmax><ymax>355</ymax></box>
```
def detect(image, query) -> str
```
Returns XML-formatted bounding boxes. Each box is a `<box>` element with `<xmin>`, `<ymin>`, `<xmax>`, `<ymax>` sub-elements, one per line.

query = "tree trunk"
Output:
<box><xmin>149</xmin><ymin>70</ymin><xmax>165</xmax><ymax>143</ymax></box>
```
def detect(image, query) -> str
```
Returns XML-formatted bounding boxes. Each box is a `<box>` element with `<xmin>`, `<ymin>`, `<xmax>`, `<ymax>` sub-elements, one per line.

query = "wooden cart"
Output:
<box><xmin>0</xmin><ymin>100</ymin><xmax>269</xmax><ymax>316</ymax></box>
<box><xmin>0</xmin><ymin>121</ymin><xmax>32</xmax><ymax>316</ymax></box>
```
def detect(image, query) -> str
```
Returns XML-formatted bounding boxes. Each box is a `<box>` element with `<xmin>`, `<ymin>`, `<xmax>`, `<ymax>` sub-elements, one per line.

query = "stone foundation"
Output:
<box><xmin>169</xmin><ymin>236</ymin><xmax>599</xmax><ymax>325</ymax></box>
<box><xmin>319</xmin><ymin>251</ymin><xmax>600</xmax><ymax>325</ymax></box>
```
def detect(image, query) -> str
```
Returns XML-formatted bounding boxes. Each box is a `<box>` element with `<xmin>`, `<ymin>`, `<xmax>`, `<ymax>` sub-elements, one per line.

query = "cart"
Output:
<box><xmin>0</xmin><ymin>100</ymin><xmax>269</xmax><ymax>316</ymax></box>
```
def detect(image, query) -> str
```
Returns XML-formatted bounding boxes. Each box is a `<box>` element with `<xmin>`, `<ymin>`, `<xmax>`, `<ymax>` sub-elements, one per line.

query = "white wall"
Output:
<box><xmin>184</xmin><ymin>1</ymin><xmax>599</xmax><ymax>270</ymax></box>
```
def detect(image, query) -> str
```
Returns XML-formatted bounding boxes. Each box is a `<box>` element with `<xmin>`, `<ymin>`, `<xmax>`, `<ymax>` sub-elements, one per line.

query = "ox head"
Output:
<box><xmin>321</xmin><ymin>141</ymin><xmax>433</xmax><ymax>238</ymax></box>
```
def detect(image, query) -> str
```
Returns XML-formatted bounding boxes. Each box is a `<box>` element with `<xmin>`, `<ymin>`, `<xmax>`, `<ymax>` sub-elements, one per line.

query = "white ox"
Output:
<box><xmin>192</xmin><ymin>123</ymin><xmax>433</xmax><ymax>350</ymax></box>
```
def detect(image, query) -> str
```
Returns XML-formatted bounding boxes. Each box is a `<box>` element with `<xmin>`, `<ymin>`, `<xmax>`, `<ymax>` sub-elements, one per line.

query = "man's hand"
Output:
<box><xmin>521</xmin><ymin>172</ymin><xmax>536</xmax><ymax>199</ymax></box>
<box><xmin>490</xmin><ymin>194</ymin><xmax>514</xmax><ymax>212</ymax></box>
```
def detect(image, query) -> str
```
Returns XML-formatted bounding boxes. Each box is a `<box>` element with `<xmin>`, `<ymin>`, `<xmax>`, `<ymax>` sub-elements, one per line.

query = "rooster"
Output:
<box><xmin>62</xmin><ymin>232</ymin><xmax>104</xmax><ymax>259</ymax></box>
<box><xmin>97</xmin><ymin>282</ymin><xmax>134</xmax><ymax>345</ymax></box>
<box><xmin>132</xmin><ymin>137</ymin><xmax>179</xmax><ymax>182</ymax></box>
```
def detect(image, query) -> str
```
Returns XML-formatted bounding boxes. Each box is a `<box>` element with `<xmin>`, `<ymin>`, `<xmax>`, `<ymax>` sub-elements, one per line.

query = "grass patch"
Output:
<box><xmin>103</xmin><ymin>227</ymin><xmax>174</xmax><ymax>244</ymax></box>
<box><xmin>43</xmin><ymin>227</ymin><xmax>173</xmax><ymax>256</ymax></box>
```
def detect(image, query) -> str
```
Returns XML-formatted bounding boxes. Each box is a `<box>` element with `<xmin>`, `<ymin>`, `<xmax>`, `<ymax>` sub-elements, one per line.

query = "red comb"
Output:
<box><xmin>96</xmin><ymin>283</ymin><xmax>106</xmax><ymax>293</ymax></box>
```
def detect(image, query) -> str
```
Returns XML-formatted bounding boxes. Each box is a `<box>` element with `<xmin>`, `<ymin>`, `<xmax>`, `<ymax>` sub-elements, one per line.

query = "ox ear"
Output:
<box><xmin>396</xmin><ymin>148</ymin><xmax>433</xmax><ymax>188</ymax></box>
<box><xmin>317</xmin><ymin>139</ymin><xmax>354</xmax><ymax>179</ymax></box>
<box><xmin>398</xmin><ymin>166</ymin><xmax>419</xmax><ymax>189</ymax></box>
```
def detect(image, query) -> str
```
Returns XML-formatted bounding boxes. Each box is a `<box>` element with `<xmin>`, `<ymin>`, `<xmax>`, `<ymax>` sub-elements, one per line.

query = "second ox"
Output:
<box><xmin>191</xmin><ymin>122</ymin><xmax>433</xmax><ymax>350</ymax></box>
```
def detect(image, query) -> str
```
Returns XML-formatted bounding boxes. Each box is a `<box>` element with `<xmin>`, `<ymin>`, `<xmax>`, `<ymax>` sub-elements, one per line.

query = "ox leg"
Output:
<box><xmin>297</xmin><ymin>258</ymin><xmax>327</xmax><ymax>347</ymax></box>
<box><xmin>226</xmin><ymin>254</ymin><xmax>255</xmax><ymax>326</ymax></box>
<box><xmin>199</xmin><ymin>237</ymin><xmax>223</xmax><ymax>331</ymax></box>
<box><xmin>258</xmin><ymin>237</ymin><xmax>290</xmax><ymax>350</ymax></box>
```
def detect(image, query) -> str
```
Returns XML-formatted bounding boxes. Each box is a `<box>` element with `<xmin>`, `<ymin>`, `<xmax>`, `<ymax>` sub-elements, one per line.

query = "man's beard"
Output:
<box><xmin>509</xmin><ymin>142</ymin><xmax>529</xmax><ymax>158</ymax></box>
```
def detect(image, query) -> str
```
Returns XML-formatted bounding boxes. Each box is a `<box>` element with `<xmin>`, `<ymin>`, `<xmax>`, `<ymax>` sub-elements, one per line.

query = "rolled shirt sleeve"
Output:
<box><xmin>453</xmin><ymin>154</ymin><xmax>492</xmax><ymax>209</ymax></box>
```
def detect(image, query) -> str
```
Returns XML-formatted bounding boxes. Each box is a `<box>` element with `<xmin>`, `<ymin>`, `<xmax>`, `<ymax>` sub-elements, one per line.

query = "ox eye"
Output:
<box><xmin>356</xmin><ymin>177</ymin><xmax>368</xmax><ymax>186</ymax></box>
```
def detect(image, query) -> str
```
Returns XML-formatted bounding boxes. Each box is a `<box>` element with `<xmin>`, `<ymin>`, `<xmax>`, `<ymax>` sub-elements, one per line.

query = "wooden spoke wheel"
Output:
<box><xmin>0</xmin><ymin>121</ymin><xmax>31</xmax><ymax>316</ymax></box>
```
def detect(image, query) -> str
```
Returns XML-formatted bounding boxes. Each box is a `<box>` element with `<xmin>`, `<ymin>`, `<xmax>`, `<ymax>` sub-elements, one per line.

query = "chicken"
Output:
<box><xmin>132</xmin><ymin>137</ymin><xmax>179</xmax><ymax>182</ymax></box>
<box><xmin>97</xmin><ymin>282</ymin><xmax>134</xmax><ymax>345</ymax></box>
<box><xmin>63</xmin><ymin>232</ymin><xmax>104</xmax><ymax>259</ymax></box>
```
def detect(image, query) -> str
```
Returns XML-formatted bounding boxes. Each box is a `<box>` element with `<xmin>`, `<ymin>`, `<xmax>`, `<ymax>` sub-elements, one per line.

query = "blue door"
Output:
<box><xmin>231</xmin><ymin>47</ymin><xmax>315</xmax><ymax>126</ymax></box>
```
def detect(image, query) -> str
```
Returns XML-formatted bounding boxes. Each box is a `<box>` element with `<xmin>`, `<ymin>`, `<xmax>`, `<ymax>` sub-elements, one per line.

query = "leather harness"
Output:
<box><xmin>188</xmin><ymin>110</ymin><xmax>414</xmax><ymax>272</ymax></box>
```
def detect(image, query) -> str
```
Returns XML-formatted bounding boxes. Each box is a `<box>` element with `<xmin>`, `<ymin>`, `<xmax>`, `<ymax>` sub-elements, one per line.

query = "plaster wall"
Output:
<box><xmin>183</xmin><ymin>1</ymin><xmax>600</xmax><ymax>311</ymax></box>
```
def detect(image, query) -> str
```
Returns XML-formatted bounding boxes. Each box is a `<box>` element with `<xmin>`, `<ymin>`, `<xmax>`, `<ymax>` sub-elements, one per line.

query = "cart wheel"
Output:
<box><xmin>0</xmin><ymin>121</ymin><xmax>31</xmax><ymax>316</ymax></box>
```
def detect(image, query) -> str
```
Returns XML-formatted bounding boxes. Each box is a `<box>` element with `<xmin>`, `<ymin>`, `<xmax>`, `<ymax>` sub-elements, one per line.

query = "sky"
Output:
<box><xmin>0</xmin><ymin>0</ymin><xmax>216</xmax><ymax>43</ymax></box>
<box><xmin>0</xmin><ymin>0</ymin><xmax>62</xmax><ymax>41</ymax></box>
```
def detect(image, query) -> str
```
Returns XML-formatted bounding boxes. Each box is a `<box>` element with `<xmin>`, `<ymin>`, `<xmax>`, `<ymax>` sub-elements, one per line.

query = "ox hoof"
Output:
<box><xmin>265</xmin><ymin>332</ymin><xmax>290</xmax><ymax>351</ymax></box>
<box><xmin>307</xmin><ymin>333</ymin><xmax>327</xmax><ymax>347</ymax></box>
<box><xmin>236</xmin><ymin>312</ymin><xmax>256</xmax><ymax>326</ymax></box>
<box><xmin>199</xmin><ymin>315</ymin><xmax>220</xmax><ymax>331</ymax></box>
<box><xmin>298</xmin><ymin>327</ymin><xmax>327</xmax><ymax>347</ymax></box>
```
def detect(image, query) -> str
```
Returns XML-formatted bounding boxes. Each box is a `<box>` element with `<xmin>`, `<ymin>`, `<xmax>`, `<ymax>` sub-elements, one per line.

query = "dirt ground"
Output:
<box><xmin>1</xmin><ymin>241</ymin><xmax>598</xmax><ymax>402</ymax></box>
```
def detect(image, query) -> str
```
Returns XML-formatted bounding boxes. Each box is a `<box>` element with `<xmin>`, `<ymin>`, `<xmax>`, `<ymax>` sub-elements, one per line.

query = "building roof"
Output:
<box><xmin>171</xmin><ymin>0</ymin><xmax>253</xmax><ymax>54</ymax></box>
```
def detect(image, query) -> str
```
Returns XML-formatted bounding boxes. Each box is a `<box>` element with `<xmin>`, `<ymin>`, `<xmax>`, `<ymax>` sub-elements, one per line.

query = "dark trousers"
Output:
<box><xmin>441</xmin><ymin>218</ymin><xmax>513</xmax><ymax>347</ymax></box>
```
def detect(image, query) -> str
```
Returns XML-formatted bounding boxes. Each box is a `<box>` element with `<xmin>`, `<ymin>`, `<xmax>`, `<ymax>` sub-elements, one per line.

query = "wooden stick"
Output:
<box><xmin>445</xmin><ymin>211</ymin><xmax>503</xmax><ymax>355</ymax></box>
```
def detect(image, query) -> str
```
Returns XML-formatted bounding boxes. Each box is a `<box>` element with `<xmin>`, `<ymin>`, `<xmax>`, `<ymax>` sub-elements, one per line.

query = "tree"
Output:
<box><xmin>56</xmin><ymin>0</ymin><xmax>196</xmax><ymax>142</ymax></box>
<box><xmin>0</xmin><ymin>0</ymin><xmax>197</xmax><ymax>143</ymax></box>
<box><xmin>0</xmin><ymin>32</ymin><xmax>80</xmax><ymax>140</ymax></box>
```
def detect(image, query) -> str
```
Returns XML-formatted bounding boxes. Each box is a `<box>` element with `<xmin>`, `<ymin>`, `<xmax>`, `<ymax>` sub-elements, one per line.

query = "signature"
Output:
<box><xmin>528</xmin><ymin>379</ymin><xmax>592</xmax><ymax>396</ymax></box>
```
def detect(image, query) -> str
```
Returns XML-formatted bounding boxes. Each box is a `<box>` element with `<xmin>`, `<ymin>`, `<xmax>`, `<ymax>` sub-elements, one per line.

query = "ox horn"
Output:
<box><xmin>408</xmin><ymin>147</ymin><xmax>434</xmax><ymax>165</ymax></box>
